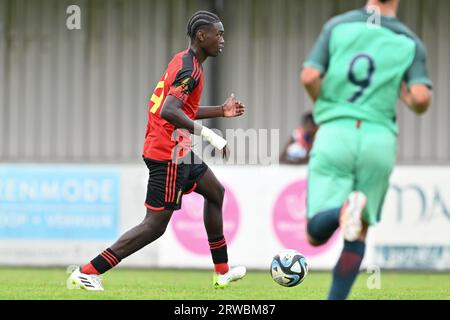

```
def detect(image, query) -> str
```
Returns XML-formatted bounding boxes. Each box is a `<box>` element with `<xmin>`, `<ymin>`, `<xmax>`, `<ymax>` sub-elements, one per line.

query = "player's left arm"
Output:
<box><xmin>195</xmin><ymin>94</ymin><xmax>246</xmax><ymax>119</ymax></box>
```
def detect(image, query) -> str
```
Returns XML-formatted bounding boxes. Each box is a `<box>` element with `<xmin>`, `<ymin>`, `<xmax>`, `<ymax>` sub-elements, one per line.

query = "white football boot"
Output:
<box><xmin>68</xmin><ymin>267</ymin><xmax>104</xmax><ymax>291</ymax></box>
<box><xmin>214</xmin><ymin>266</ymin><xmax>247</xmax><ymax>289</ymax></box>
<box><xmin>340</xmin><ymin>191</ymin><xmax>367</xmax><ymax>242</ymax></box>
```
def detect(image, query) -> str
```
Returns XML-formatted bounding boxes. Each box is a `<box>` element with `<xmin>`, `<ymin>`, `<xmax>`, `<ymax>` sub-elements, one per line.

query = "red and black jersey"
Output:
<box><xmin>143</xmin><ymin>48</ymin><xmax>204</xmax><ymax>161</ymax></box>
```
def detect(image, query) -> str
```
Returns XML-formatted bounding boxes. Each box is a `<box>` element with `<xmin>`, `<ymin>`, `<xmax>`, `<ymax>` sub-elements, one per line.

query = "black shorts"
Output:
<box><xmin>143</xmin><ymin>152</ymin><xmax>209</xmax><ymax>211</ymax></box>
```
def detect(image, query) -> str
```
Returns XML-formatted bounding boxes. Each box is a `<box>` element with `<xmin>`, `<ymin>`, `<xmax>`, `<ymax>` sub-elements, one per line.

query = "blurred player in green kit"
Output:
<box><xmin>301</xmin><ymin>0</ymin><xmax>432</xmax><ymax>300</ymax></box>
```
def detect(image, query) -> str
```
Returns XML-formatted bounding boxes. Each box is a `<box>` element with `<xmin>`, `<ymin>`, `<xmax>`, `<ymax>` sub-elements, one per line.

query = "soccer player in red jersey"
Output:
<box><xmin>69</xmin><ymin>11</ymin><xmax>246</xmax><ymax>290</ymax></box>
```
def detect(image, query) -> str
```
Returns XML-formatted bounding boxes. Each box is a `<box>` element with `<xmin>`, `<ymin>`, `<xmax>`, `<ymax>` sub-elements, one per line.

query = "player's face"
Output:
<box><xmin>203</xmin><ymin>22</ymin><xmax>225</xmax><ymax>57</ymax></box>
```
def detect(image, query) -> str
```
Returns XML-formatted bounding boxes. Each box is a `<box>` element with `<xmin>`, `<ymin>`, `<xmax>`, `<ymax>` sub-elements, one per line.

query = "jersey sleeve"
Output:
<box><xmin>303</xmin><ymin>20</ymin><xmax>334</xmax><ymax>75</ymax></box>
<box><xmin>404</xmin><ymin>38</ymin><xmax>433</xmax><ymax>89</ymax></box>
<box><xmin>167</xmin><ymin>57</ymin><xmax>201</xmax><ymax>104</ymax></box>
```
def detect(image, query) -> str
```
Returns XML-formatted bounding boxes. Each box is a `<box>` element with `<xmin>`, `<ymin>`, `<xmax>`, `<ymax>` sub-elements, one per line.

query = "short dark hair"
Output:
<box><xmin>302</xmin><ymin>112</ymin><xmax>315</xmax><ymax>125</ymax></box>
<box><xmin>186</xmin><ymin>11</ymin><xmax>221</xmax><ymax>39</ymax></box>
<box><xmin>379</xmin><ymin>0</ymin><xmax>392</xmax><ymax>3</ymax></box>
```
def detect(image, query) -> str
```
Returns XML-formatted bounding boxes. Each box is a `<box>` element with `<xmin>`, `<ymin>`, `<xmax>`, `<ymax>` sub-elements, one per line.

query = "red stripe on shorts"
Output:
<box><xmin>171</xmin><ymin>163</ymin><xmax>178</xmax><ymax>202</ymax></box>
<box><xmin>165</xmin><ymin>164</ymin><xmax>171</xmax><ymax>202</ymax></box>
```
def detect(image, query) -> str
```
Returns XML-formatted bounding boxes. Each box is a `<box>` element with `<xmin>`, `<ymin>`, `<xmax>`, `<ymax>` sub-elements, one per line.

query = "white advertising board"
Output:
<box><xmin>1</xmin><ymin>165</ymin><xmax>449</xmax><ymax>270</ymax></box>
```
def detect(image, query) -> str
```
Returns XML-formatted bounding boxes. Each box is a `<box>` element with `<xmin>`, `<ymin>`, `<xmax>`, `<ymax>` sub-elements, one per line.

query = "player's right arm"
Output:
<box><xmin>301</xmin><ymin>68</ymin><xmax>322</xmax><ymax>102</ymax></box>
<box><xmin>160</xmin><ymin>67</ymin><xmax>227</xmax><ymax>154</ymax></box>
<box><xmin>401</xmin><ymin>38</ymin><xmax>433</xmax><ymax>114</ymax></box>
<box><xmin>301</xmin><ymin>18</ymin><xmax>333</xmax><ymax>102</ymax></box>
<box><xmin>161</xmin><ymin>94</ymin><xmax>228</xmax><ymax>155</ymax></box>
<box><xmin>400</xmin><ymin>83</ymin><xmax>432</xmax><ymax>115</ymax></box>
<box><xmin>160</xmin><ymin>95</ymin><xmax>202</xmax><ymax>134</ymax></box>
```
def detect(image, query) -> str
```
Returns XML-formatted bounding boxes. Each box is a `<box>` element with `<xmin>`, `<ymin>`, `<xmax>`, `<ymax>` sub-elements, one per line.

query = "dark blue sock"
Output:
<box><xmin>307</xmin><ymin>207</ymin><xmax>341</xmax><ymax>243</ymax></box>
<box><xmin>328</xmin><ymin>240</ymin><xmax>366</xmax><ymax>300</ymax></box>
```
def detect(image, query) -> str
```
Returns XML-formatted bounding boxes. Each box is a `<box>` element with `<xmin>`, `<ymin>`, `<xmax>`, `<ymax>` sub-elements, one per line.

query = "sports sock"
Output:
<box><xmin>307</xmin><ymin>207</ymin><xmax>341</xmax><ymax>243</ymax></box>
<box><xmin>209</xmin><ymin>236</ymin><xmax>229</xmax><ymax>274</ymax></box>
<box><xmin>81</xmin><ymin>262</ymin><xmax>100</xmax><ymax>275</ymax></box>
<box><xmin>81</xmin><ymin>248</ymin><xmax>121</xmax><ymax>275</ymax></box>
<box><xmin>328</xmin><ymin>240</ymin><xmax>366</xmax><ymax>300</ymax></box>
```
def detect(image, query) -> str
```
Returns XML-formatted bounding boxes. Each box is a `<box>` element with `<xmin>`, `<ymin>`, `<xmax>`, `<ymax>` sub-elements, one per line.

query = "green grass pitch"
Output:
<box><xmin>0</xmin><ymin>267</ymin><xmax>448</xmax><ymax>300</ymax></box>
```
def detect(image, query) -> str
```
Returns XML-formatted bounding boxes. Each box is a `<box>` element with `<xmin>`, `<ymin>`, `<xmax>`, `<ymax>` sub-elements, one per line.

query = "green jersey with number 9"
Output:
<box><xmin>304</xmin><ymin>9</ymin><xmax>432</xmax><ymax>134</ymax></box>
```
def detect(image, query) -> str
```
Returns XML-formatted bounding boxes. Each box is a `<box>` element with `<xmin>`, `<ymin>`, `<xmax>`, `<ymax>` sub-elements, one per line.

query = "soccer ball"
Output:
<box><xmin>270</xmin><ymin>249</ymin><xmax>308</xmax><ymax>287</ymax></box>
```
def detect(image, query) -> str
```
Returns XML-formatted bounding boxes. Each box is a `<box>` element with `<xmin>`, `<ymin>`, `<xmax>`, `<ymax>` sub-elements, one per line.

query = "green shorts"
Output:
<box><xmin>307</xmin><ymin>119</ymin><xmax>397</xmax><ymax>225</ymax></box>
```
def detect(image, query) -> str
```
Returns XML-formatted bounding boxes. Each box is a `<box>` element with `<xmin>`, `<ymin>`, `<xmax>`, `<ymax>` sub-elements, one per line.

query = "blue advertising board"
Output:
<box><xmin>0</xmin><ymin>166</ymin><xmax>120</xmax><ymax>240</ymax></box>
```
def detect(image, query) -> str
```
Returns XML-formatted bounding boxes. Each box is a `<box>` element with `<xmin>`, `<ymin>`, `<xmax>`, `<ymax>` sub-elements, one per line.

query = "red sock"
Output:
<box><xmin>214</xmin><ymin>263</ymin><xmax>229</xmax><ymax>274</ymax></box>
<box><xmin>81</xmin><ymin>262</ymin><xmax>100</xmax><ymax>275</ymax></box>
